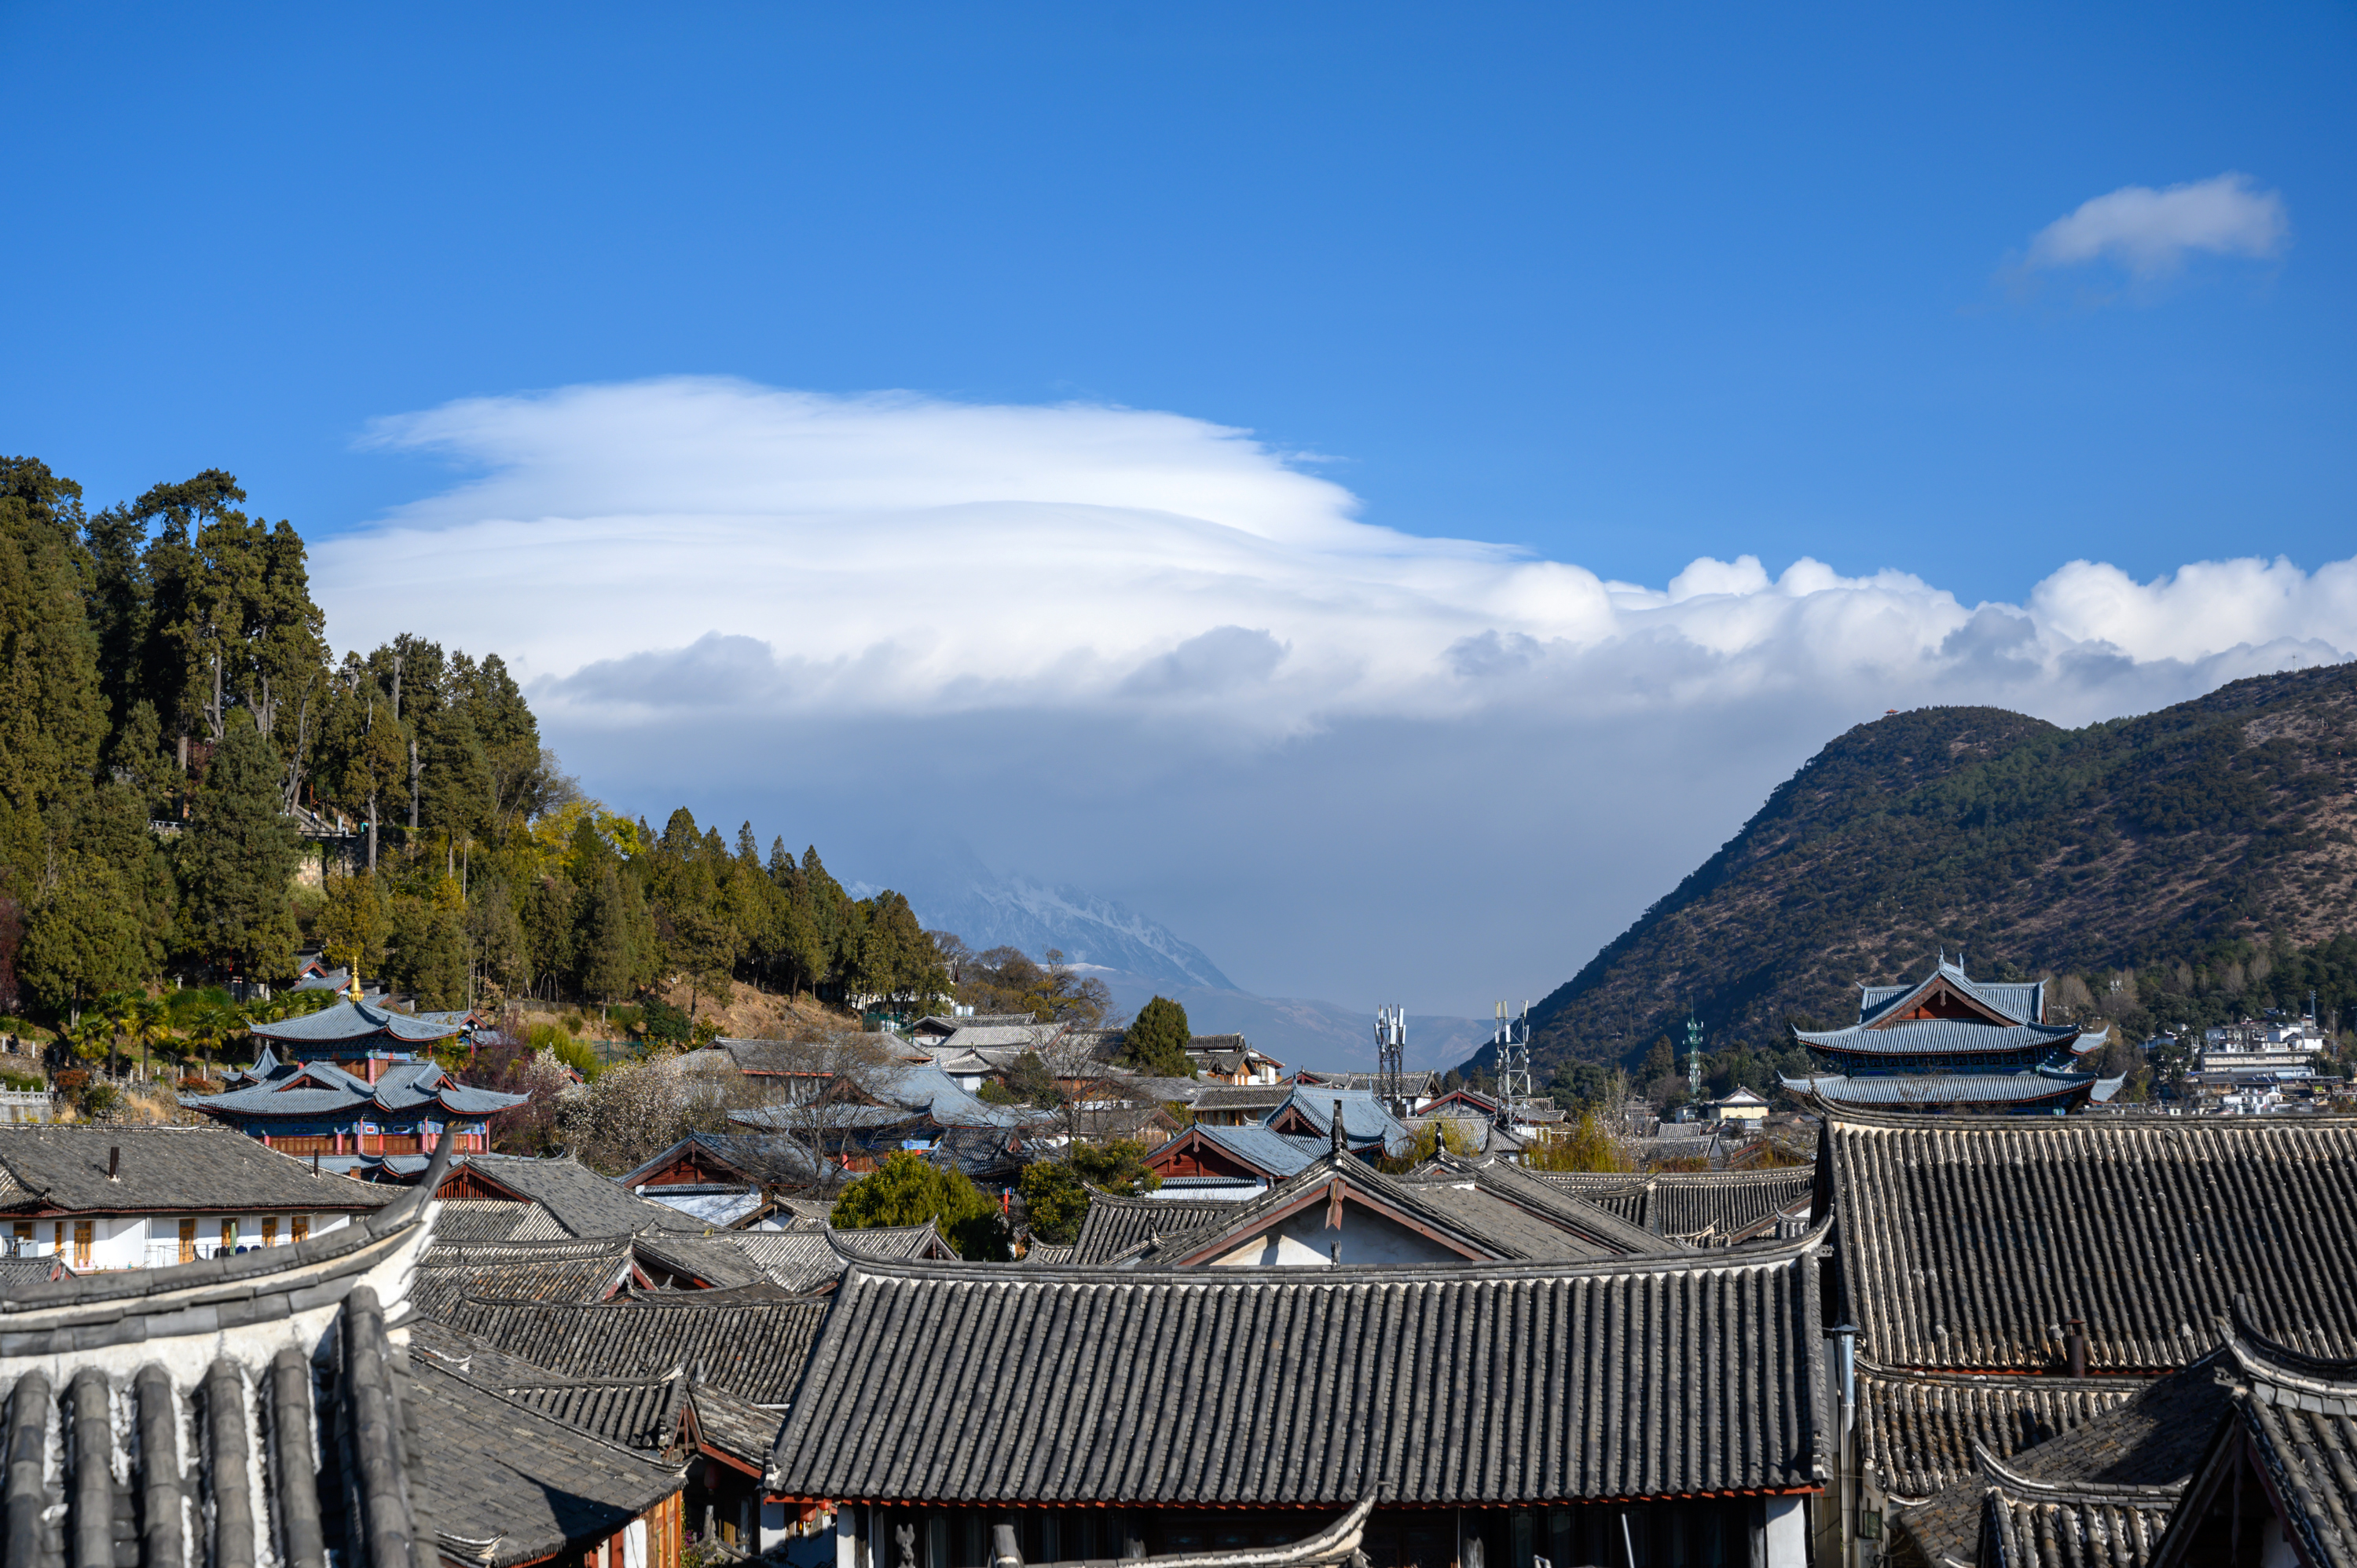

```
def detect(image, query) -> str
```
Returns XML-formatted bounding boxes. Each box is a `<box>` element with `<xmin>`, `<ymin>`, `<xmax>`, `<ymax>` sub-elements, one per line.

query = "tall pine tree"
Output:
<box><xmin>1120</xmin><ymin>995</ymin><xmax>1197</xmax><ymax>1078</ymax></box>
<box><xmin>176</xmin><ymin>709</ymin><xmax>302</xmax><ymax>982</ymax></box>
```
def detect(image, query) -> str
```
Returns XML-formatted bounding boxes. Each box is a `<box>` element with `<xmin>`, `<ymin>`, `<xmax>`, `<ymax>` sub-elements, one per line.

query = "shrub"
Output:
<box><xmin>51</xmin><ymin>1069</ymin><xmax>89</xmax><ymax>1094</ymax></box>
<box><xmin>1523</xmin><ymin>1110</ymin><xmax>1637</xmax><ymax>1174</ymax></box>
<box><xmin>1069</xmin><ymin>1138</ymin><xmax>1159</xmax><ymax>1196</ymax></box>
<box><xmin>1017</xmin><ymin>1160</ymin><xmax>1090</xmax><ymax>1245</ymax></box>
<box><xmin>527</xmin><ymin>1021</ymin><xmax>603</xmax><ymax>1080</ymax></box>
<box><xmin>832</xmin><ymin>1152</ymin><xmax>1008</xmax><ymax>1261</ymax></box>
<box><xmin>0</xmin><ymin>1072</ymin><xmax>44</xmax><ymax>1093</ymax></box>
<box><xmin>636</xmin><ymin>999</ymin><xmax>691</xmax><ymax>1047</ymax></box>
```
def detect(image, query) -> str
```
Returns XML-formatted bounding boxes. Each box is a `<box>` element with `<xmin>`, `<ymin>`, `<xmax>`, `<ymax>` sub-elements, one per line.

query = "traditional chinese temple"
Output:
<box><xmin>1780</xmin><ymin>954</ymin><xmax>2124</xmax><ymax>1113</ymax></box>
<box><xmin>185</xmin><ymin>1036</ymin><xmax>526</xmax><ymax>1167</ymax></box>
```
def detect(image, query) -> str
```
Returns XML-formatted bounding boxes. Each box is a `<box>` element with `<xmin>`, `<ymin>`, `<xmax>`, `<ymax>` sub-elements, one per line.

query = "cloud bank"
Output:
<box><xmin>313</xmin><ymin>379</ymin><xmax>2355</xmax><ymax>1018</ymax></box>
<box><xmin>2021</xmin><ymin>173</ymin><xmax>2289</xmax><ymax>280</ymax></box>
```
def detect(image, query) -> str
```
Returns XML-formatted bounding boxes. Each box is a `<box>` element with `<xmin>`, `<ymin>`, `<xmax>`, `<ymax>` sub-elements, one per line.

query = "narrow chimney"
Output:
<box><xmin>2065</xmin><ymin>1317</ymin><xmax>2088</xmax><ymax>1378</ymax></box>
<box><xmin>1331</xmin><ymin>1100</ymin><xmax>1347</xmax><ymax>1156</ymax></box>
<box><xmin>108</xmin><ymin>1146</ymin><xmax>119</xmax><ymax>1181</ymax></box>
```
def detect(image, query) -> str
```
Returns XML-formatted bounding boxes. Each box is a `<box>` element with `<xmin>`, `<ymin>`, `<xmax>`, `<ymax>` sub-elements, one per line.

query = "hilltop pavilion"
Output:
<box><xmin>1780</xmin><ymin>954</ymin><xmax>2124</xmax><ymax>1113</ymax></box>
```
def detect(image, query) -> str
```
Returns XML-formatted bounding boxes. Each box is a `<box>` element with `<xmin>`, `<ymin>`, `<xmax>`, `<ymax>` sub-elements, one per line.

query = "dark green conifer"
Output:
<box><xmin>176</xmin><ymin>709</ymin><xmax>302</xmax><ymax>982</ymax></box>
<box><xmin>1120</xmin><ymin>995</ymin><xmax>1196</xmax><ymax>1078</ymax></box>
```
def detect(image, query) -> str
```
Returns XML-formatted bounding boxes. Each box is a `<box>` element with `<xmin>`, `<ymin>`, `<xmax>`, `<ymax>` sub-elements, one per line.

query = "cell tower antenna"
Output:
<box><xmin>1686</xmin><ymin>1010</ymin><xmax>1705</xmax><ymax>1103</ymax></box>
<box><xmin>1495</xmin><ymin>1001</ymin><xmax>1534</xmax><ymax>1121</ymax></box>
<box><xmin>1374</xmin><ymin>1006</ymin><xmax>1407</xmax><ymax>1117</ymax></box>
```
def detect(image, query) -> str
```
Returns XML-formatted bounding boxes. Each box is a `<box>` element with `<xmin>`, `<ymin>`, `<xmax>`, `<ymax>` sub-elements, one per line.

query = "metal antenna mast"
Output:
<box><xmin>1374</xmin><ymin>1006</ymin><xmax>1407</xmax><ymax>1116</ymax></box>
<box><xmin>1686</xmin><ymin>1011</ymin><xmax>1705</xmax><ymax>1103</ymax></box>
<box><xmin>1495</xmin><ymin>1001</ymin><xmax>1534</xmax><ymax>1116</ymax></box>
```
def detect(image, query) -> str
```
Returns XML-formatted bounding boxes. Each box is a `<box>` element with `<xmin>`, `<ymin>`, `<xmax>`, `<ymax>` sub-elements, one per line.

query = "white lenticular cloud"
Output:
<box><xmin>2022</xmin><ymin>173</ymin><xmax>2289</xmax><ymax>279</ymax></box>
<box><xmin>317</xmin><ymin>376</ymin><xmax>2353</xmax><ymax>738</ymax></box>
<box><xmin>309</xmin><ymin>378</ymin><xmax>2355</xmax><ymax>1013</ymax></box>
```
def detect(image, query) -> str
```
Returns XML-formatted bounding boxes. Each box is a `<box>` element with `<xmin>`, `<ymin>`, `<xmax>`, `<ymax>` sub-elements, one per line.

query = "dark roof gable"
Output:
<box><xmin>767</xmin><ymin>1235</ymin><xmax>1831</xmax><ymax>1507</ymax></box>
<box><xmin>0</xmin><ymin>1124</ymin><xmax>399</xmax><ymax>1216</ymax></box>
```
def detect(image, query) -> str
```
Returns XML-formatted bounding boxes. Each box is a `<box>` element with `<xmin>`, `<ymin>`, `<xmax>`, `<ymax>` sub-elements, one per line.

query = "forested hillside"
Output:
<box><xmin>0</xmin><ymin>456</ymin><xmax>944</xmax><ymax>1029</ymax></box>
<box><xmin>1516</xmin><ymin>662</ymin><xmax>2357</xmax><ymax>1085</ymax></box>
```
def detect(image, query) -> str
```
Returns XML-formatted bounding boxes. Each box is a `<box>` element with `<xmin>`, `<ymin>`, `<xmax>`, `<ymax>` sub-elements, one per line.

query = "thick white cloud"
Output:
<box><xmin>313</xmin><ymin>379</ymin><xmax>2354</xmax><ymax>1017</ymax></box>
<box><xmin>2021</xmin><ymin>173</ymin><xmax>2289</xmax><ymax>279</ymax></box>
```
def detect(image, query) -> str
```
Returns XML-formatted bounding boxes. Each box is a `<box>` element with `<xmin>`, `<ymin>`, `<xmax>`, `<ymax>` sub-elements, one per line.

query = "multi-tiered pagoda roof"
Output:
<box><xmin>1782</xmin><ymin>956</ymin><xmax>2123</xmax><ymax>1113</ymax></box>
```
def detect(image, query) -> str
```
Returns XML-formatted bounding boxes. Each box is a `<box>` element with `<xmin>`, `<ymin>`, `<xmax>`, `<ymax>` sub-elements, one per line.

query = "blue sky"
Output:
<box><xmin>7</xmin><ymin>3</ymin><xmax>2355</xmax><ymax>1024</ymax></box>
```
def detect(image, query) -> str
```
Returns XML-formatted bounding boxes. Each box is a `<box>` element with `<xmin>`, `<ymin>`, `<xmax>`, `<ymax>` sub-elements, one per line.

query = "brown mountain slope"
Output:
<box><xmin>1520</xmin><ymin>661</ymin><xmax>2357</xmax><ymax>1073</ymax></box>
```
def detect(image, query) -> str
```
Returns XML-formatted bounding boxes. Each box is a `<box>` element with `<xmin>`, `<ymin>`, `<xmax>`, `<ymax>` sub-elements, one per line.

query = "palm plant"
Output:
<box><xmin>129</xmin><ymin>999</ymin><xmax>171</xmax><ymax>1083</ymax></box>
<box><xmin>97</xmin><ymin>991</ymin><xmax>142</xmax><ymax>1080</ymax></box>
<box><xmin>184</xmin><ymin>1006</ymin><xmax>239</xmax><ymax>1083</ymax></box>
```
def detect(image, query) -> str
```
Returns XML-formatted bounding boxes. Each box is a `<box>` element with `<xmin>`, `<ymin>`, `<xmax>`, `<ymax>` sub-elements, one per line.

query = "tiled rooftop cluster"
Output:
<box><xmin>9</xmin><ymin>1000</ymin><xmax>2356</xmax><ymax>1568</ymax></box>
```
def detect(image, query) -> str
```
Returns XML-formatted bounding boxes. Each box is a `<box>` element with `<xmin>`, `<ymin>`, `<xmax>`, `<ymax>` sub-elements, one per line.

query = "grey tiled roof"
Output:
<box><xmin>247</xmin><ymin>997</ymin><xmax>465</xmax><ymax>1044</ymax></box>
<box><xmin>1887</xmin><ymin>1352</ymin><xmax>2228</xmax><ymax>1568</ymax></box>
<box><xmin>619</xmin><ymin>1131</ymin><xmax>828</xmax><ymax>1189</ymax></box>
<box><xmin>496</xmin><ymin>1373</ymin><xmax>689</xmax><ymax>1451</ymax></box>
<box><xmin>720</xmin><ymin>1227</ymin><xmax>825</xmax><ymax>1280</ymax></box>
<box><xmin>1420</xmin><ymin>1156</ymin><xmax>1688</xmax><ymax>1256</ymax></box>
<box><xmin>629</xmin><ymin>1231</ymin><xmax>768</xmax><ymax>1289</ymax></box>
<box><xmin>1824</xmin><ymin>1110</ymin><xmax>2357</xmax><ymax>1375</ymax></box>
<box><xmin>684</xmin><ymin>1381</ymin><xmax>786</xmax><ymax>1465</ymax></box>
<box><xmin>411</xmin><ymin>1236</ymin><xmax>639</xmax><ymax>1318</ymax></box>
<box><xmin>1781</xmin><ymin>1071</ymin><xmax>2121</xmax><ymax>1109</ymax></box>
<box><xmin>1972</xmin><ymin>1463</ymin><xmax>2181</xmax><ymax>1568</ymax></box>
<box><xmin>1070</xmin><ymin>1196</ymin><xmax>1244</xmax><ymax>1263</ymax></box>
<box><xmin>1858</xmin><ymin>1363</ymin><xmax>2151</xmax><ymax>1500</ymax></box>
<box><xmin>1528</xmin><ymin>1167</ymin><xmax>1816</xmax><ymax>1243</ymax></box>
<box><xmin>1187</xmin><ymin>1085</ymin><xmax>1293</xmax><ymax>1114</ymax></box>
<box><xmin>0</xmin><ymin>1256</ymin><xmax>69</xmax><ymax>1285</ymax></box>
<box><xmin>192</xmin><ymin>1053</ymin><xmax>526</xmax><ymax>1119</ymax></box>
<box><xmin>441</xmin><ymin>1291</ymin><xmax>830</xmax><ymax>1402</ymax></box>
<box><xmin>1389</xmin><ymin>1181</ymin><xmax>1640</xmax><ymax>1261</ymax></box>
<box><xmin>1160</xmin><ymin>1123</ymin><xmax>1329</xmax><ymax>1179</ymax></box>
<box><xmin>431</xmin><ymin>1197</ymin><xmax>576</xmax><ymax>1243</ymax></box>
<box><xmin>1268</xmin><ymin>1086</ymin><xmax>1412</xmax><ymax>1153</ymax></box>
<box><xmin>719</xmin><ymin>1224</ymin><xmax>952</xmax><ymax>1292</ymax></box>
<box><xmin>458</xmin><ymin>1153</ymin><xmax>706</xmax><ymax>1235</ymax></box>
<box><xmin>0</xmin><ymin>1123</ymin><xmax>400</xmax><ymax>1215</ymax></box>
<box><xmin>412</xmin><ymin>1315</ymin><xmax>595</xmax><ymax>1387</ymax></box>
<box><xmin>2183</xmin><ymin>1328</ymin><xmax>2357</xmax><ymax>1568</ymax></box>
<box><xmin>765</xmin><ymin>1233</ymin><xmax>1831</xmax><ymax>1505</ymax></box>
<box><xmin>407</xmin><ymin>1361</ymin><xmax>684</xmax><ymax>1567</ymax></box>
<box><xmin>1794</xmin><ymin>1019</ymin><xmax>2097</xmax><ymax>1055</ymax></box>
<box><xmin>1127</xmin><ymin>1153</ymin><xmax>1567</xmax><ymax>1265</ymax></box>
<box><xmin>1857</xmin><ymin>963</ymin><xmax>2044</xmax><ymax>1027</ymax></box>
